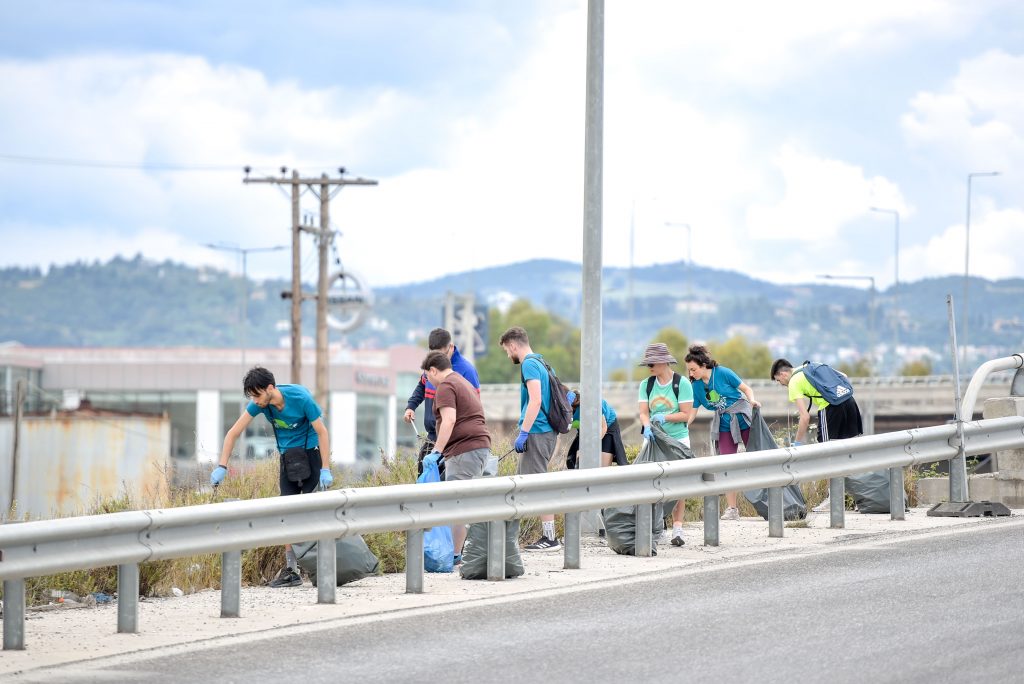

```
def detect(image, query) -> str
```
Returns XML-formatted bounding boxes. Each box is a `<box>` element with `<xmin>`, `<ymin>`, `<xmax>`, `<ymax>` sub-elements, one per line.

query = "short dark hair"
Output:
<box><xmin>770</xmin><ymin>358</ymin><xmax>793</xmax><ymax>380</ymax></box>
<box><xmin>428</xmin><ymin>328</ymin><xmax>452</xmax><ymax>351</ymax></box>
<box><xmin>499</xmin><ymin>326</ymin><xmax>529</xmax><ymax>347</ymax></box>
<box><xmin>684</xmin><ymin>344</ymin><xmax>717</xmax><ymax>370</ymax></box>
<box><xmin>243</xmin><ymin>366</ymin><xmax>275</xmax><ymax>398</ymax></box>
<box><xmin>421</xmin><ymin>351</ymin><xmax>452</xmax><ymax>372</ymax></box>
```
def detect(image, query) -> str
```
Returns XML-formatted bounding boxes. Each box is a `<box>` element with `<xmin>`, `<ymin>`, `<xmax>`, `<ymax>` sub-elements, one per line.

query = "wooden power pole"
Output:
<box><xmin>243</xmin><ymin>168</ymin><xmax>377</xmax><ymax>407</ymax></box>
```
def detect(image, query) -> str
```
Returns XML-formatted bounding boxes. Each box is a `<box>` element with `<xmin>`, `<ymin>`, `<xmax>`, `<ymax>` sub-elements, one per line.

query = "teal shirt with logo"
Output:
<box><xmin>247</xmin><ymin>384</ymin><xmax>322</xmax><ymax>449</ymax></box>
<box><xmin>637</xmin><ymin>376</ymin><xmax>693</xmax><ymax>441</ymax></box>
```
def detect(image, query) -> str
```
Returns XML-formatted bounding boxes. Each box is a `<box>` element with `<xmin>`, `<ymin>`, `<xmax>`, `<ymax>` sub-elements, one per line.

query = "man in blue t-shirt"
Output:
<box><xmin>500</xmin><ymin>325</ymin><xmax>560</xmax><ymax>552</ymax></box>
<box><xmin>210</xmin><ymin>366</ymin><xmax>332</xmax><ymax>588</ymax></box>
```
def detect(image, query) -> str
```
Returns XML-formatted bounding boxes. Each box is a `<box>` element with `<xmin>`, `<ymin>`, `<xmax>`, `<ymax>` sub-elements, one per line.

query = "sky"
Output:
<box><xmin>1</xmin><ymin>0</ymin><xmax>1022</xmax><ymax>291</ymax></box>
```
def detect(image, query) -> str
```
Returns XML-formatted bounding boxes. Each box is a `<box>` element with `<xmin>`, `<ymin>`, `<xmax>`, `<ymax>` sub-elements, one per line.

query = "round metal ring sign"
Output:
<box><xmin>326</xmin><ymin>270</ymin><xmax>372</xmax><ymax>332</ymax></box>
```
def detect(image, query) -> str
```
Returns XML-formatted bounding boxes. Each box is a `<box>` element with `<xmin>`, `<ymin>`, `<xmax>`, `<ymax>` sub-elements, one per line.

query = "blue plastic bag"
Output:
<box><xmin>417</xmin><ymin>458</ymin><xmax>454</xmax><ymax>573</ymax></box>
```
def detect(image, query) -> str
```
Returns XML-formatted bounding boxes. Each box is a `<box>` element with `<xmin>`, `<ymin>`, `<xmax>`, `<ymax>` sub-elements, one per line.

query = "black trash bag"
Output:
<box><xmin>846</xmin><ymin>470</ymin><xmax>906</xmax><ymax>514</ymax></box>
<box><xmin>603</xmin><ymin>425</ymin><xmax>694</xmax><ymax>556</ymax></box>
<box><xmin>742</xmin><ymin>408</ymin><xmax>808</xmax><ymax>520</ymax></box>
<box><xmin>743</xmin><ymin>486</ymin><xmax>808</xmax><ymax>521</ymax></box>
<box><xmin>292</xmin><ymin>536</ymin><xmax>380</xmax><ymax>586</ymax></box>
<box><xmin>459</xmin><ymin>520</ymin><xmax>524</xmax><ymax>580</ymax></box>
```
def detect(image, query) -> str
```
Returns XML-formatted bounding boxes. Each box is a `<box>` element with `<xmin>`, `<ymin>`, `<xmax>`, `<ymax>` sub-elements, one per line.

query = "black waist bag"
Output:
<box><xmin>270</xmin><ymin>404</ymin><xmax>313</xmax><ymax>484</ymax></box>
<box><xmin>282</xmin><ymin>446</ymin><xmax>312</xmax><ymax>484</ymax></box>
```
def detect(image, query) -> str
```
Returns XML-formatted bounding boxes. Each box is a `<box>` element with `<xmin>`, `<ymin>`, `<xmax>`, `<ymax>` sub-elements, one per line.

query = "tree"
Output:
<box><xmin>474</xmin><ymin>299</ymin><xmax>582</xmax><ymax>383</ymax></box>
<box><xmin>708</xmin><ymin>335</ymin><xmax>773</xmax><ymax>381</ymax></box>
<box><xmin>617</xmin><ymin>327</ymin><xmax>690</xmax><ymax>382</ymax></box>
<box><xmin>899</xmin><ymin>359</ymin><xmax>933</xmax><ymax>376</ymax></box>
<box><xmin>836</xmin><ymin>358</ymin><xmax>873</xmax><ymax>377</ymax></box>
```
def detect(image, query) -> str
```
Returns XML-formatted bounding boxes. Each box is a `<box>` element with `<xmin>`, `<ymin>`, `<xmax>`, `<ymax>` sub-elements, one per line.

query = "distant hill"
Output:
<box><xmin>2</xmin><ymin>255</ymin><xmax>1021</xmax><ymax>375</ymax></box>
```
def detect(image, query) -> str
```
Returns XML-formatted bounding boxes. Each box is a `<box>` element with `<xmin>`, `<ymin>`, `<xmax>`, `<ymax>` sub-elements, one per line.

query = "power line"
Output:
<box><xmin>0</xmin><ymin>153</ymin><xmax>351</xmax><ymax>173</ymax></box>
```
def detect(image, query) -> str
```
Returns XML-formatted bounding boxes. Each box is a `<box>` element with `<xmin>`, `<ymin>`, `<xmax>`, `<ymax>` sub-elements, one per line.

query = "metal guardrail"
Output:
<box><xmin>2</xmin><ymin>414</ymin><xmax>1023</xmax><ymax>651</ymax></box>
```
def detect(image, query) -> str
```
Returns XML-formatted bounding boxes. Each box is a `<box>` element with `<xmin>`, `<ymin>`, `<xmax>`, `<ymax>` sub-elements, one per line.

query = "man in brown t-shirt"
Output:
<box><xmin>421</xmin><ymin>350</ymin><xmax>491</xmax><ymax>556</ymax></box>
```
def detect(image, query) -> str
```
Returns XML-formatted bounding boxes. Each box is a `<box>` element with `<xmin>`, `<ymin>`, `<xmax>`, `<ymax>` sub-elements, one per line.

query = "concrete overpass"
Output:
<box><xmin>479</xmin><ymin>375</ymin><xmax>1014</xmax><ymax>456</ymax></box>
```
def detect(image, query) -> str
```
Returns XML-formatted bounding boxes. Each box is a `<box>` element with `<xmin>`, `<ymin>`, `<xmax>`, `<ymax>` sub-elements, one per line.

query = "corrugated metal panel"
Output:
<box><xmin>0</xmin><ymin>415</ymin><xmax>170</xmax><ymax>519</ymax></box>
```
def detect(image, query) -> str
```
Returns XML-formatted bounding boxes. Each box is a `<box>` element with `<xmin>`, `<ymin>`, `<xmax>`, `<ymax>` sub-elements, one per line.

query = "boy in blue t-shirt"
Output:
<box><xmin>210</xmin><ymin>366</ymin><xmax>332</xmax><ymax>588</ymax></box>
<box><xmin>565</xmin><ymin>389</ymin><xmax>627</xmax><ymax>468</ymax></box>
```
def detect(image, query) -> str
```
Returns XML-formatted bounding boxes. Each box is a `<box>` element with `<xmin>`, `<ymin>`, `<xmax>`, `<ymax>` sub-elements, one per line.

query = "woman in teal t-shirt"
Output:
<box><xmin>637</xmin><ymin>343</ymin><xmax>694</xmax><ymax>546</ymax></box>
<box><xmin>685</xmin><ymin>344</ymin><xmax>760</xmax><ymax>522</ymax></box>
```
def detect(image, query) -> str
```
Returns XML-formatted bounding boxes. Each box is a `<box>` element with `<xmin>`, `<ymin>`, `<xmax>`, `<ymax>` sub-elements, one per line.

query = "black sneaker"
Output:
<box><xmin>671</xmin><ymin>534</ymin><xmax>685</xmax><ymax>547</ymax></box>
<box><xmin>598</xmin><ymin>528</ymin><xmax>606</xmax><ymax>538</ymax></box>
<box><xmin>268</xmin><ymin>567</ymin><xmax>303</xmax><ymax>588</ymax></box>
<box><xmin>524</xmin><ymin>536</ymin><xmax>562</xmax><ymax>552</ymax></box>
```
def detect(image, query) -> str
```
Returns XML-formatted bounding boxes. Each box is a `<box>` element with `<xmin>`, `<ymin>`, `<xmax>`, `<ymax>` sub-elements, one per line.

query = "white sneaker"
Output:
<box><xmin>813</xmin><ymin>496</ymin><xmax>831</xmax><ymax>513</ymax></box>
<box><xmin>721</xmin><ymin>507</ymin><xmax>740</xmax><ymax>521</ymax></box>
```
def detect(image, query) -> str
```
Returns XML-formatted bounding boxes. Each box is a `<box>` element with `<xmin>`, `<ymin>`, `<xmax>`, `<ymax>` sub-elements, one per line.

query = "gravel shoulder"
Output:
<box><xmin>3</xmin><ymin>508</ymin><xmax>1021</xmax><ymax>677</ymax></box>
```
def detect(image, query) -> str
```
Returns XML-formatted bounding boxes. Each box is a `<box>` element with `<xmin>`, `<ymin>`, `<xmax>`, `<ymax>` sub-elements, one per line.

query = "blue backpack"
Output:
<box><xmin>795</xmin><ymin>361</ymin><xmax>854</xmax><ymax>405</ymax></box>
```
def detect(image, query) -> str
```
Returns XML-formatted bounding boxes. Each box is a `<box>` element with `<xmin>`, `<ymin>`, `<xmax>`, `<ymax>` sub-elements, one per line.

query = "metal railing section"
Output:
<box><xmin>2</xmin><ymin>415</ymin><xmax>1023</xmax><ymax>651</ymax></box>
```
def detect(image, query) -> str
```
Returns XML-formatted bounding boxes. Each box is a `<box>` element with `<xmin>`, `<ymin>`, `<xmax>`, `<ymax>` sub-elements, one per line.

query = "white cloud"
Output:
<box><xmin>1</xmin><ymin>1</ymin><xmax>1020</xmax><ymax>297</ymax></box>
<box><xmin>902</xmin><ymin>49</ymin><xmax>1024</xmax><ymax>170</ymax></box>
<box><xmin>611</xmin><ymin>0</ymin><xmax>983</xmax><ymax>90</ymax></box>
<box><xmin>746</xmin><ymin>144</ymin><xmax>908</xmax><ymax>240</ymax></box>
<box><xmin>900</xmin><ymin>204</ymin><xmax>1024</xmax><ymax>281</ymax></box>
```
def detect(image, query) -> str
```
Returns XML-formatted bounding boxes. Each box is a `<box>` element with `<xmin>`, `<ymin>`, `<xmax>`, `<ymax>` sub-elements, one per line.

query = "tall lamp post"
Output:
<box><xmin>819</xmin><ymin>273</ymin><xmax>876</xmax><ymax>435</ymax></box>
<box><xmin>869</xmin><ymin>206</ymin><xmax>899</xmax><ymax>372</ymax></box>
<box><xmin>205</xmin><ymin>243</ymin><xmax>287</xmax><ymax>369</ymax></box>
<box><xmin>962</xmin><ymin>171</ymin><xmax>1000</xmax><ymax>368</ymax></box>
<box><xmin>665</xmin><ymin>222</ymin><xmax>692</xmax><ymax>337</ymax></box>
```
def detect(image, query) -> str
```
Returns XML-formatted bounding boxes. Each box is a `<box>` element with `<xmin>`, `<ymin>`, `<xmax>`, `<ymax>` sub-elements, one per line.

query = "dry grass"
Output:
<box><xmin>4</xmin><ymin>433</ymin><xmax>920</xmax><ymax>606</ymax></box>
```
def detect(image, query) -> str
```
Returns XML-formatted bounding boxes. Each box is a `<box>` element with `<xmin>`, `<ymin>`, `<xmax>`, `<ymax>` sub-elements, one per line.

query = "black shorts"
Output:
<box><xmin>279</xmin><ymin>447</ymin><xmax>322</xmax><ymax>496</ymax></box>
<box><xmin>566</xmin><ymin>420</ymin><xmax>628</xmax><ymax>468</ymax></box>
<box><xmin>818</xmin><ymin>399</ymin><xmax>863</xmax><ymax>442</ymax></box>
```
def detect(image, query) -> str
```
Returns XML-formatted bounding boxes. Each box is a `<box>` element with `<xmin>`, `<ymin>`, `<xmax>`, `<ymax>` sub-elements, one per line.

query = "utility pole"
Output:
<box><xmin>244</xmin><ymin>167</ymin><xmax>377</xmax><ymax>407</ymax></box>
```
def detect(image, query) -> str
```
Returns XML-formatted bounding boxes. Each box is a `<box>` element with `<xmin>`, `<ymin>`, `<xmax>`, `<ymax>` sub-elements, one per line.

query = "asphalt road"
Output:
<box><xmin>24</xmin><ymin>524</ymin><xmax>1024</xmax><ymax>683</ymax></box>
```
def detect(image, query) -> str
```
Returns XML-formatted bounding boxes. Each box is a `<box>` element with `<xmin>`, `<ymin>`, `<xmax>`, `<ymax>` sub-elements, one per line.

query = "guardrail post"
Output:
<box><xmin>117</xmin><ymin>563</ymin><xmax>139</xmax><ymax>633</ymax></box>
<box><xmin>563</xmin><ymin>511</ymin><xmax>581</xmax><ymax>569</ymax></box>
<box><xmin>703</xmin><ymin>495</ymin><xmax>719</xmax><ymax>546</ymax></box>
<box><xmin>487</xmin><ymin>520</ymin><xmax>505</xmax><ymax>581</ymax></box>
<box><xmin>220</xmin><ymin>550</ymin><xmax>241</xmax><ymax>618</ymax></box>
<box><xmin>405</xmin><ymin>529</ymin><xmax>424</xmax><ymax>594</ymax></box>
<box><xmin>768</xmin><ymin>487</ymin><xmax>784</xmax><ymax>538</ymax></box>
<box><xmin>635</xmin><ymin>504</ymin><xmax>653</xmax><ymax>557</ymax></box>
<box><xmin>317</xmin><ymin>536</ymin><xmax>336</xmax><ymax>604</ymax></box>
<box><xmin>889</xmin><ymin>467</ymin><xmax>905</xmax><ymax>521</ymax></box>
<box><xmin>2</xmin><ymin>579</ymin><xmax>25</xmax><ymax>650</ymax></box>
<box><xmin>829</xmin><ymin>477</ymin><xmax>845</xmax><ymax>529</ymax></box>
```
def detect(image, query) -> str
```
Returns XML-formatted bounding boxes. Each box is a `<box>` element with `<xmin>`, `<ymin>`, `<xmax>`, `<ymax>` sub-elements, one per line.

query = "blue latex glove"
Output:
<box><xmin>319</xmin><ymin>468</ymin><xmax>333</xmax><ymax>488</ymax></box>
<box><xmin>210</xmin><ymin>465</ymin><xmax>227</xmax><ymax>486</ymax></box>
<box><xmin>650</xmin><ymin>413</ymin><xmax>666</xmax><ymax>425</ymax></box>
<box><xmin>791</xmin><ymin>440</ymin><xmax>802</xmax><ymax>447</ymax></box>
<box><xmin>642</xmin><ymin>425</ymin><xmax>653</xmax><ymax>440</ymax></box>
<box><xmin>424</xmin><ymin>451</ymin><xmax>442</xmax><ymax>467</ymax></box>
<box><xmin>514</xmin><ymin>430</ymin><xmax>529</xmax><ymax>453</ymax></box>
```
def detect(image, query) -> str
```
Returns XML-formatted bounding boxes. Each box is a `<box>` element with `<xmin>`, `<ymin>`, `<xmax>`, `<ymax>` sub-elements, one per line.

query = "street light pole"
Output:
<box><xmin>819</xmin><ymin>273</ymin><xmax>876</xmax><ymax>435</ymax></box>
<box><xmin>665</xmin><ymin>222</ymin><xmax>692</xmax><ymax>337</ymax></box>
<box><xmin>962</xmin><ymin>170</ymin><xmax>1000</xmax><ymax>368</ymax></box>
<box><xmin>869</xmin><ymin>207</ymin><xmax>899</xmax><ymax>372</ymax></box>
<box><xmin>205</xmin><ymin>243</ymin><xmax>287</xmax><ymax>369</ymax></box>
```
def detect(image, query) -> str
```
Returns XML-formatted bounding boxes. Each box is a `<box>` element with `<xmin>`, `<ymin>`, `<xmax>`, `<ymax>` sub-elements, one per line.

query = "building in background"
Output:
<box><xmin>0</xmin><ymin>344</ymin><xmax>424</xmax><ymax>477</ymax></box>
